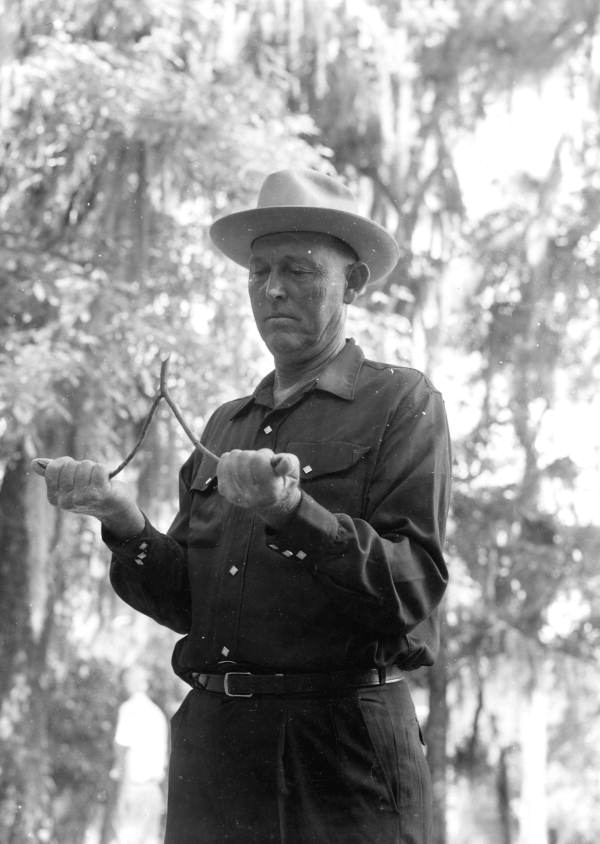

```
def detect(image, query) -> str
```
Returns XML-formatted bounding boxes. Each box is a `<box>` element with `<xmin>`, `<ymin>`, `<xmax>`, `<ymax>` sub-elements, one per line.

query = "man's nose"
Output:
<box><xmin>265</xmin><ymin>271</ymin><xmax>286</xmax><ymax>300</ymax></box>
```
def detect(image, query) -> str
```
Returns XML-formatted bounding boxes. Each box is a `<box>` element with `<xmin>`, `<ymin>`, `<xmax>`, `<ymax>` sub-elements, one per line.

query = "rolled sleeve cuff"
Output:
<box><xmin>264</xmin><ymin>491</ymin><xmax>344</xmax><ymax>567</ymax></box>
<box><xmin>101</xmin><ymin>514</ymin><xmax>159</xmax><ymax>569</ymax></box>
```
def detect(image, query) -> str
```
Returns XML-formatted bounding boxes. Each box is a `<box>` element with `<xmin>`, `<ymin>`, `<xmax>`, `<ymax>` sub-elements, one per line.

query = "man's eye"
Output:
<box><xmin>250</xmin><ymin>267</ymin><xmax>268</xmax><ymax>280</ymax></box>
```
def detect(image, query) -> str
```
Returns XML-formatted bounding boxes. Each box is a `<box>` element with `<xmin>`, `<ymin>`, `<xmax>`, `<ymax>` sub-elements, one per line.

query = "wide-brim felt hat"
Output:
<box><xmin>209</xmin><ymin>169</ymin><xmax>400</xmax><ymax>283</ymax></box>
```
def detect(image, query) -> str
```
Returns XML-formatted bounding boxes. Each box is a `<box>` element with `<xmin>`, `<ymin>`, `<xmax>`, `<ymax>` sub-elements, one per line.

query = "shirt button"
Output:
<box><xmin>263</xmin><ymin>425</ymin><xmax>273</xmax><ymax>434</ymax></box>
<box><xmin>302</xmin><ymin>465</ymin><xmax>313</xmax><ymax>475</ymax></box>
<box><xmin>229</xmin><ymin>565</ymin><xmax>239</xmax><ymax>576</ymax></box>
<box><xmin>221</xmin><ymin>646</ymin><xmax>230</xmax><ymax>657</ymax></box>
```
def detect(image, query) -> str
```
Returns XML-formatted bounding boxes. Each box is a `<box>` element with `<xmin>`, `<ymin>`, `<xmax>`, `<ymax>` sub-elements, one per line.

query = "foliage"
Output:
<box><xmin>0</xmin><ymin>0</ymin><xmax>323</xmax><ymax>462</ymax></box>
<box><xmin>47</xmin><ymin>658</ymin><xmax>120</xmax><ymax>843</ymax></box>
<box><xmin>0</xmin><ymin>2</ymin><xmax>320</xmax><ymax>841</ymax></box>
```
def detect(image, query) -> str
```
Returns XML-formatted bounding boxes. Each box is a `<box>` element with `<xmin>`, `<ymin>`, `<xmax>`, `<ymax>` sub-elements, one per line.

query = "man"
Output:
<box><xmin>110</xmin><ymin>666</ymin><xmax>168</xmax><ymax>844</ymax></box>
<box><xmin>33</xmin><ymin>169</ymin><xmax>451</xmax><ymax>843</ymax></box>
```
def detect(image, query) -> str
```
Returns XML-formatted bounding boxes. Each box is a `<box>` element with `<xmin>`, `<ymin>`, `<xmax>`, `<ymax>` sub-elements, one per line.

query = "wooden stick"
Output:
<box><xmin>33</xmin><ymin>358</ymin><xmax>289</xmax><ymax>481</ymax></box>
<box><xmin>109</xmin><ymin>357</ymin><xmax>218</xmax><ymax>478</ymax></box>
<box><xmin>108</xmin><ymin>393</ymin><xmax>163</xmax><ymax>478</ymax></box>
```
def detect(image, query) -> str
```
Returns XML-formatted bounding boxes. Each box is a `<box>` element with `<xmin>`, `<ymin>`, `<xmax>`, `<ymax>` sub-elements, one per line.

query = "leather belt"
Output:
<box><xmin>187</xmin><ymin>666</ymin><xmax>405</xmax><ymax>698</ymax></box>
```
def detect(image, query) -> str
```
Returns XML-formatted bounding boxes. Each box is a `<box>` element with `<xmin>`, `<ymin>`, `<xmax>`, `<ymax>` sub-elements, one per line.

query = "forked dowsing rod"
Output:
<box><xmin>109</xmin><ymin>357</ymin><xmax>218</xmax><ymax>479</ymax></box>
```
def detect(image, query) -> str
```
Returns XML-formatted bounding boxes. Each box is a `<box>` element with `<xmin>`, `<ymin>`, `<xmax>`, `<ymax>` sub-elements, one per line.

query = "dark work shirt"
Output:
<box><xmin>105</xmin><ymin>340</ymin><xmax>452</xmax><ymax>679</ymax></box>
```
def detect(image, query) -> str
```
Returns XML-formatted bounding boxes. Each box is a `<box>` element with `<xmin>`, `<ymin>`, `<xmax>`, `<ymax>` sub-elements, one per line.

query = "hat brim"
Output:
<box><xmin>209</xmin><ymin>206</ymin><xmax>399</xmax><ymax>283</ymax></box>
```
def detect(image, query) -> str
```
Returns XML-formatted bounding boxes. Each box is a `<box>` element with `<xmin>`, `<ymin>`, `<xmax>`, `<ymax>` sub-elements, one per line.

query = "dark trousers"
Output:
<box><xmin>164</xmin><ymin>680</ymin><xmax>432</xmax><ymax>844</ymax></box>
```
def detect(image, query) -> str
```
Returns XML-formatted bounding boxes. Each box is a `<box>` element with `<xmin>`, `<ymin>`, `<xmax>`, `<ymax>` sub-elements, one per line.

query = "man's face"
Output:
<box><xmin>248</xmin><ymin>232</ymin><xmax>355</xmax><ymax>363</ymax></box>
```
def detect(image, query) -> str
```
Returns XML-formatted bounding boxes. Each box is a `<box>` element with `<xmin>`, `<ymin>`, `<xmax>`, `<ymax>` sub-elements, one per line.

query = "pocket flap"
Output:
<box><xmin>190</xmin><ymin>461</ymin><xmax>219</xmax><ymax>492</ymax></box>
<box><xmin>286</xmin><ymin>441</ymin><xmax>370</xmax><ymax>478</ymax></box>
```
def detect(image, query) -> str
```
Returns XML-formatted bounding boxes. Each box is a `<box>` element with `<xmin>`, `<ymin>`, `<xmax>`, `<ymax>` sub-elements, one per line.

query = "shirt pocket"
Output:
<box><xmin>286</xmin><ymin>440</ymin><xmax>371</xmax><ymax>515</ymax></box>
<box><xmin>189</xmin><ymin>463</ymin><xmax>225</xmax><ymax>548</ymax></box>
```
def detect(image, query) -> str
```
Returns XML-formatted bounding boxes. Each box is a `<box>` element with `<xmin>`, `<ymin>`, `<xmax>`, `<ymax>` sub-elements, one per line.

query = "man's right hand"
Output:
<box><xmin>31</xmin><ymin>457</ymin><xmax>145</xmax><ymax>538</ymax></box>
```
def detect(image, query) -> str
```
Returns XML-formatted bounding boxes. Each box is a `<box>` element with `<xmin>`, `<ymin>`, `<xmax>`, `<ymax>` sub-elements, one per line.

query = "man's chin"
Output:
<box><xmin>261</xmin><ymin>328</ymin><xmax>306</xmax><ymax>356</ymax></box>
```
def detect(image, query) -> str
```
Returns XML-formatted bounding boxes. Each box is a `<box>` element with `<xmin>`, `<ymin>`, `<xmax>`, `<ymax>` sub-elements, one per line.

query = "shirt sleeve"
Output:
<box><xmin>104</xmin><ymin>456</ymin><xmax>195</xmax><ymax>634</ymax></box>
<box><xmin>264</xmin><ymin>378</ymin><xmax>452</xmax><ymax>637</ymax></box>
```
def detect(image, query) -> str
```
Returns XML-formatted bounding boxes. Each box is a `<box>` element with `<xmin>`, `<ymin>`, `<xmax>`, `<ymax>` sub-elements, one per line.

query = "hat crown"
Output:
<box><xmin>210</xmin><ymin>168</ymin><xmax>399</xmax><ymax>282</ymax></box>
<box><xmin>257</xmin><ymin>169</ymin><xmax>357</xmax><ymax>214</ymax></box>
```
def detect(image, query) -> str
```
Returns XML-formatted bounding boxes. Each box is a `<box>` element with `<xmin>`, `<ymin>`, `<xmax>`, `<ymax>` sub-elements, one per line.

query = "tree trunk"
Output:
<box><xmin>0</xmin><ymin>448</ymin><xmax>58</xmax><ymax>842</ymax></box>
<box><xmin>426</xmin><ymin>604</ymin><xmax>448</xmax><ymax>844</ymax></box>
<box><xmin>517</xmin><ymin>666</ymin><xmax>549</xmax><ymax>844</ymax></box>
<box><xmin>497</xmin><ymin>746</ymin><xmax>513</xmax><ymax>844</ymax></box>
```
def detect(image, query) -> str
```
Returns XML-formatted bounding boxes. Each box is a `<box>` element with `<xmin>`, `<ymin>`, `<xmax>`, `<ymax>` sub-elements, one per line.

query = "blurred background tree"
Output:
<box><xmin>1</xmin><ymin>1</ymin><xmax>599</xmax><ymax>843</ymax></box>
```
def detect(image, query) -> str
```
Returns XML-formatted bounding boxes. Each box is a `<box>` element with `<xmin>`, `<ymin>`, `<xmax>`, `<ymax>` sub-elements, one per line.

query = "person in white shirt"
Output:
<box><xmin>111</xmin><ymin>665</ymin><xmax>169</xmax><ymax>844</ymax></box>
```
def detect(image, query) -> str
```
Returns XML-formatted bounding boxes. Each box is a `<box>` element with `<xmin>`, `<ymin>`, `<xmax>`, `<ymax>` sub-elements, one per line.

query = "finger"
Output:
<box><xmin>58</xmin><ymin>459</ymin><xmax>77</xmax><ymax>496</ymax></box>
<box><xmin>248</xmin><ymin>449</ymin><xmax>277</xmax><ymax>484</ymax></box>
<box><xmin>71</xmin><ymin>460</ymin><xmax>95</xmax><ymax>498</ymax></box>
<box><xmin>216</xmin><ymin>451</ymin><xmax>244</xmax><ymax>501</ymax></box>
<box><xmin>223</xmin><ymin>450</ymin><xmax>272</xmax><ymax>505</ymax></box>
<box><xmin>31</xmin><ymin>458</ymin><xmax>50</xmax><ymax>476</ymax></box>
<box><xmin>90</xmin><ymin>462</ymin><xmax>110</xmax><ymax>488</ymax></box>
<box><xmin>271</xmin><ymin>453</ymin><xmax>299</xmax><ymax>479</ymax></box>
<box><xmin>45</xmin><ymin>457</ymin><xmax>75</xmax><ymax>504</ymax></box>
<box><xmin>217</xmin><ymin>450</ymin><xmax>240</xmax><ymax>481</ymax></box>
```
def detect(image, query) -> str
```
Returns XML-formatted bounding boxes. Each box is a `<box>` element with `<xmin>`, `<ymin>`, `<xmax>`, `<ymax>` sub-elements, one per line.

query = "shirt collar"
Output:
<box><xmin>314</xmin><ymin>338</ymin><xmax>364</xmax><ymax>400</ymax></box>
<box><xmin>229</xmin><ymin>339</ymin><xmax>364</xmax><ymax>419</ymax></box>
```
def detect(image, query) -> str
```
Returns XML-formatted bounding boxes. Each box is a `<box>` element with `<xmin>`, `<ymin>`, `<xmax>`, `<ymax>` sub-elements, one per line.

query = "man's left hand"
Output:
<box><xmin>217</xmin><ymin>448</ymin><xmax>301</xmax><ymax>528</ymax></box>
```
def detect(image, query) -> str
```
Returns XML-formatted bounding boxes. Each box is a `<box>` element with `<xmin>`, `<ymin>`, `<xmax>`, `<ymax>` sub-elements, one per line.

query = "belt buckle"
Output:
<box><xmin>223</xmin><ymin>671</ymin><xmax>253</xmax><ymax>698</ymax></box>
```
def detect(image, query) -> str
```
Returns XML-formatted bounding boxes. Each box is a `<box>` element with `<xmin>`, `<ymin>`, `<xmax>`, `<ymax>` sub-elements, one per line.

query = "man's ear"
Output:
<box><xmin>344</xmin><ymin>262</ymin><xmax>370</xmax><ymax>304</ymax></box>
